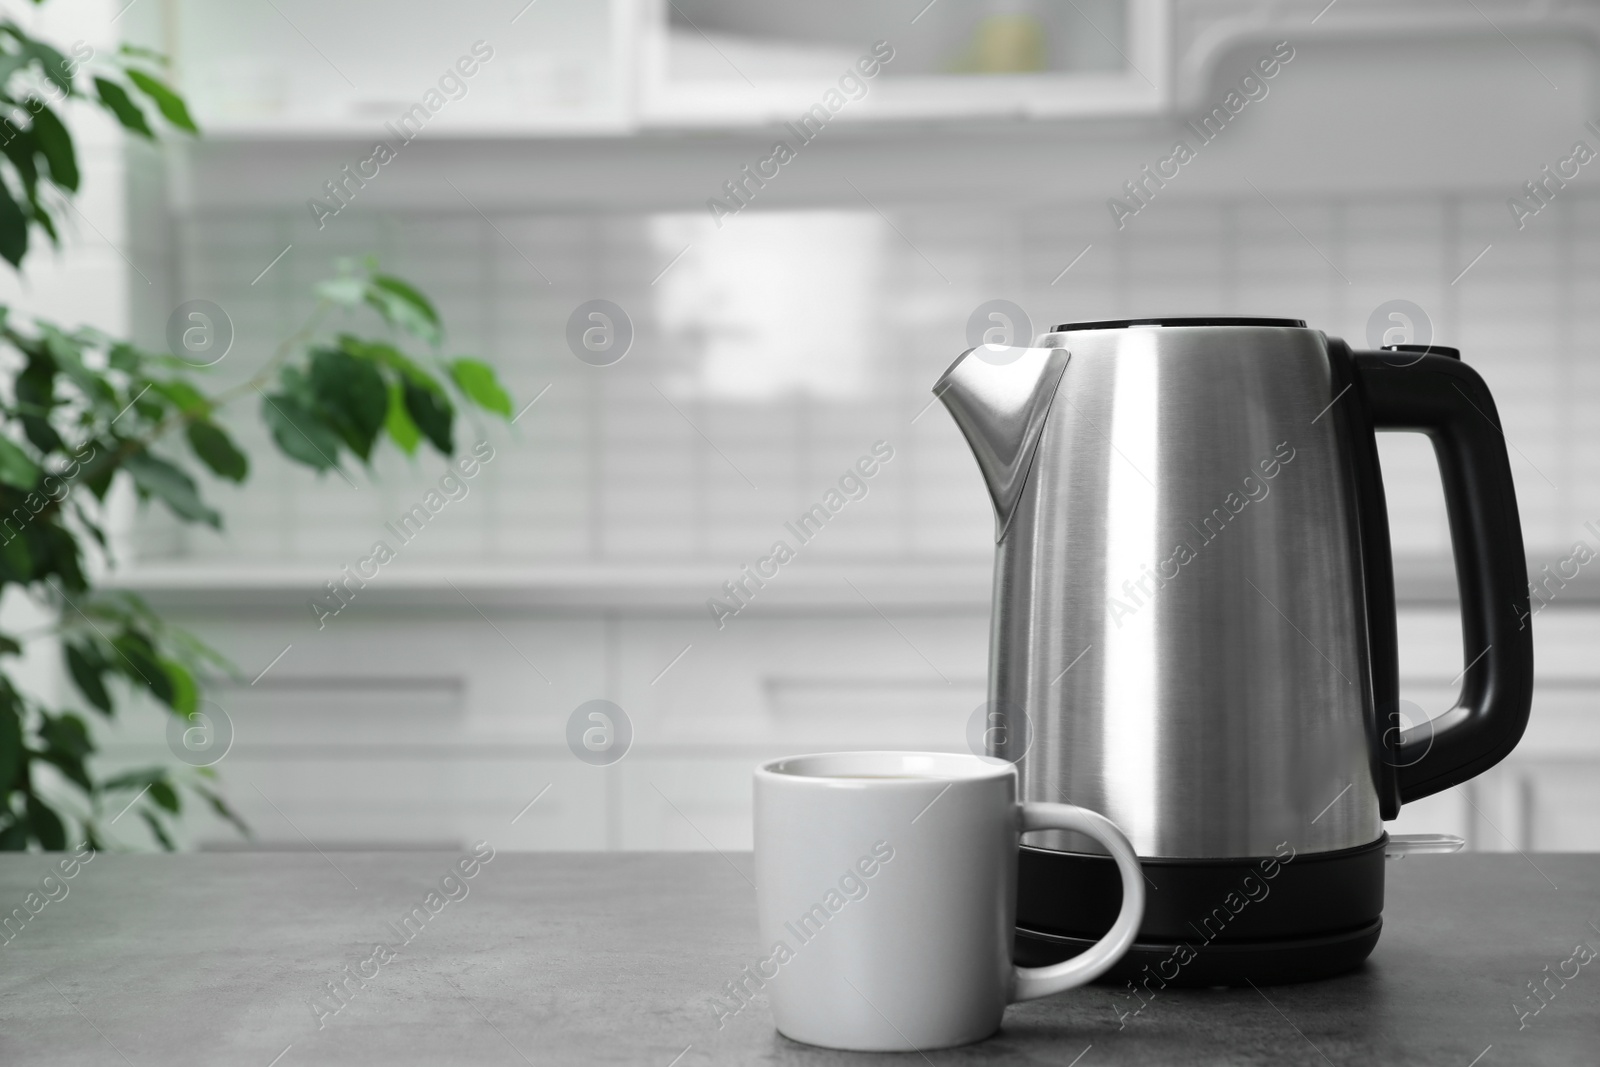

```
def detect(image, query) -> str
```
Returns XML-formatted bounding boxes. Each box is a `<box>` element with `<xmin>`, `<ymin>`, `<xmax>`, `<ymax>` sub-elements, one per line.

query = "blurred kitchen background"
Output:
<box><xmin>10</xmin><ymin>0</ymin><xmax>1600</xmax><ymax>852</ymax></box>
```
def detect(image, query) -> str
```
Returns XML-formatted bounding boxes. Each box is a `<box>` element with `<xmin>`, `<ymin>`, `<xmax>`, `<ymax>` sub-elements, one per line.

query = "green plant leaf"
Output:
<box><xmin>27</xmin><ymin>794</ymin><xmax>65</xmax><ymax>850</ymax></box>
<box><xmin>20</xmin><ymin>38</ymin><xmax>73</xmax><ymax>97</ymax></box>
<box><xmin>134</xmin><ymin>392</ymin><xmax>166</xmax><ymax>423</ymax></box>
<box><xmin>108</xmin><ymin>343</ymin><xmax>141</xmax><ymax>373</ymax></box>
<box><xmin>71</xmin><ymin>501</ymin><xmax>107</xmax><ymax>553</ymax></box>
<box><xmin>367</xmin><ymin>275</ymin><xmax>441</xmax><ymax>346</ymax></box>
<box><xmin>81</xmin><ymin>451</ymin><xmax>117</xmax><ymax>501</ymax></box>
<box><xmin>14</xmin><ymin>346</ymin><xmax>61</xmax><ymax>449</ymax></box>
<box><xmin>102</xmin><ymin>767</ymin><xmax>165</xmax><ymax>791</ymax></box>
<box><xmin>402</xmin><ymin>380</ymin><xmax>453</xmax><ymax>454</ymax></box>
<box><xmin>140</xmin><ymin>809</ymin><xmax>174</xmax><ymax>850</ymax></box>
<box><xmin>30</xmin><ymin>103</ymin><xmax>77</xmax><ymax>191</ymax></box>
<box><xmin>311</xmin><ymin>345</ymin><xmax>387</xmax><ymax>461</ymax></box>
<box><xmin>110</xmin><ymin>632</ymin><xmax>175</xmax><ymax>707</ymax></box>
<box><xmin>0</xmin><ymin>525</ymin><xmax>33</xmax><ymax>584</ymax></box>
<box><xmin>342</xmin><ymin>337</ymin><xmax>421</xmax><ymax>378</ymax></box>
<box><xmin>186</xmin><ymin>420</ymin><xmax>248</xmax><ymax>482</ymax></box>
<box><xmin>93</xmin><ymin>77</ymin><xmax>153</xmax><ymax>139</ymax></box>
<box><xmin>125</xmin><ymin>69</ymin><xmax>197</xmax><ymax>134</ymax></box>
<box><xmin>160</xmin><ymin>618</ymin><xmax>237</xmax><ymax>680</ymax></box>
<box><xmin>0</xmin><ymin>122</ymin><xmax>39</xmax><ymax>199</ymax></box>
<box><xmin>32</xmin><ymin>523</ymin><xmax>85</xmax><ymax>592</ymax></box>
<box><xmin>20</xmin><ymin>417</ymin><xmax>59</xmax><ymax>455</ymax></box>
<box><xmin>0</xmin><ymin>180</ymin><xmax>28</xmax><ymax>267</ymax></box>
<box><xmin>37</xmin><ymin>746</ymin><xmax>91</xmax><ymax>794</ymax></box>
<box><xmin>95</xmin><ymin>590</ymin><xmax>164</xmax><ymax>630</ymax></box>
<box><xmin>0</xmin><ymin>697</ymin><xmax>20</xmax><ymax>792</ymax></box>
<box><xmin>448</xmin><ymin>358</ymin><xmax>512</xmax><ymax>417</ymax></box>
<box><xmin>39</xmin><ymin>711</ymin><xmax>90</xmax><ymax>758</ymax></box>
<box><xmin>148</xmin><ymin>778</ymin><xmax>180</xmax><ymax>813</ymax></box>
<box><xmin>119</xmin><ymin>44</ymin><xmax>171</xmax><ymax>67</ymax></box>
<box><xmin>0</xmin><ymin>820</ymin><xmax>26</xmax><ymax>850</ymax></box>
<box><xmin>123</xmin><ymin>451</ymin><xmax>220</xmax><ymax>527</ymax></box>
<box><xmin>384</xmin><ymin>380</ymin><xmax>421</xmax><ymax>455</ymax></box>
<box><xmin>30</xmin><ymin>202</ymin><xmax>57</xmax><ymax>247</ymax></box>
<box><xmin>260</xmin><ymin>392</ymin><xmax>343</xmax><ymax>471</ymax></box>
<box><xmin>65</xmin><ymin>642</ymin><xmax>112</xmax><ymax>715</ymax></box>
<box><xmin>192</xmin><ymin>784</ymin><xmax>251</xmax><ymax>838</ymax></box>
<box><xmin>40</xmin><ymin>324</ymin><xmax>116</xmax><ymax>409</ymax></box>
<box><xmin>0</xmin><ymin>53</ymin><xmax>29</xmax><ymax>86</ymax></box>
<box><xmin>0</xmin><ymin>436</ymin><xmax>39</xmax><ymax>491</ymax></box>
<box><xmin>160</xmin><ymin>659</ymin><xmax>197</xmax><ymax>717</ymax></box>
<box><xmin>150</xmin><ymin>378</ymin><xmax>207</xmax><ymax>413</ymax></box>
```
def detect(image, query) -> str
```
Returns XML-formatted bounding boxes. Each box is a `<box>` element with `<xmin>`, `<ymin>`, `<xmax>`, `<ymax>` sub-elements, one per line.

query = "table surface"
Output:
<box><xmin>0</xmin><ymin>850</ymin><xmax>1596</xmax><ymax>1066</ymax></box>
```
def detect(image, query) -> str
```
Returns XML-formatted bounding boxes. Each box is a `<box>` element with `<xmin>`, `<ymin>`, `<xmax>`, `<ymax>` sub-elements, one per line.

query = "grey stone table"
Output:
<box><xmin>0</xmin><ymin>850</ymin><xmax>1596</xmax><ymax>1065</ymax></box>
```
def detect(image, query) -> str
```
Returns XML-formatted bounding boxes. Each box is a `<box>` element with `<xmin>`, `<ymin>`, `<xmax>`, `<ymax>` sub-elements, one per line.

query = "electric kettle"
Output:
<box><xmin>937</xmin><ymin>317</ymin><xmax>1534</xmax><ymax>984</ymax></box>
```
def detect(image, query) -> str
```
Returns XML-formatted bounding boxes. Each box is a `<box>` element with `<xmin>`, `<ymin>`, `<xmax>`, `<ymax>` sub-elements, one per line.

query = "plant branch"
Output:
<box><xmin>136</xmin><ymin>299</ymin><xmax>333</xmax><ymax>451</ymax></box>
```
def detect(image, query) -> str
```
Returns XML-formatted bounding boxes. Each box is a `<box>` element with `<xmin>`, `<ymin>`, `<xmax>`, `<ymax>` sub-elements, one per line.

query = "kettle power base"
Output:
<box><xmin>1015</xmin><ymin>837</ymin><xmax>1387</xmax><ymax>986</ymax></box>
<box><xmin>1014</xmin><ymin>919</ymin><xmax>1383</xmax><ymax>987</ymax></box>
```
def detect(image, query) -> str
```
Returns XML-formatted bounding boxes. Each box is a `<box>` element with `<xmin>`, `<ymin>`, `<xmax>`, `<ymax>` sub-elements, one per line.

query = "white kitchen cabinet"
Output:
<box><xmin>615</xmin><ymin>615</ymin><xmax>987</xmax><ymax>750</ymax></box>
<box><xmin>87</xmin><ymin>575</ymin><xmax>1600</xmax><ymax>855</ymax></box>
<box><xmin>1523</xmin><ymin>764</ymin><xmax>1600</xmax><ymax>852</ymax></box>
<box><xmin>167</xmin><ymin>0</ymin><xmax>635</xmax><ymax>137</ymax></box>
<box><xmin>89</xmin><ymin>577</ymin><xmax>991</xmax><ymax>851</ymax></box>
<box><xmin>157</xmin><ymin>0</ymin><xmax>1169</xmax><ymax>137</ymax></box>
<box><xmin>150</xmin><ymin>0</ymin><xmax>1596</xmax><ymax>139</ymax></box>
<box><xmin>88</xmin><ymin>603</ymin><xmax>610</xmax><ymax>850</ymax></box>
<box><xmin>618</xmin><ymin>756</ymin><xmax>761</xmax><ymax>851</ymax></box>
<box><xmin>635</xmin><ymin>0</ymin><xmax>1169</xmax><ymax>125</ymax></box>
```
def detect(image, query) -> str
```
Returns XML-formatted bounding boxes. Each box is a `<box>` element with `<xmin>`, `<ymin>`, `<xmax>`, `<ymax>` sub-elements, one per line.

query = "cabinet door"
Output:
<box><xmin>618</xmin><ymin>755</ymin><xmax>759</xmax><ymax>851</ymax></box>
<box><xmin>1392</xmin><ymin>610</ymin><xmax>1600</xmax><ymax>852</ymax></box>
<box><xmin>172</xmin><ymin>0</ymin><xmax>633</xmax><ymax>134</ymax></box>
<box><xmin>1510</xmin><ymin>681</ymin><xmax>1600</xmax><ymax>852</ymax></box>
<box><xmin>618</xmin><ymin>613</ymin><xmax>988</xmax><ymax>751</ymax></box>
<box><xmin>613</xmin><ymin>610</ymin><xmax>988</xmax><ymax>850</ymax></box>
<box><xmin>89</xmin><ymin>607</ymin><xmax>610</xmax><ymax>849</ymax></box>
<box><xmin>637</xmin><ymin>0</ymin><xmax>1168</xmax><ymax>126</ymax></box>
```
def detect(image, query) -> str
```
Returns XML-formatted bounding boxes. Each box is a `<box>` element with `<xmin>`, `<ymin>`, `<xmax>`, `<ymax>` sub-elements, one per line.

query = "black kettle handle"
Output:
<box><xmin>1352</xmin><ymin>350</ymin><xmax>1534</xmax><ymax>803</ymax></box>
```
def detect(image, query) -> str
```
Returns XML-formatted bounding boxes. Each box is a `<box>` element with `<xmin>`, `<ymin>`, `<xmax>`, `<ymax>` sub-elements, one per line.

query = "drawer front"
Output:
<box><xmin>77</xmin><ymin>602</ymin><xmax>1600</xmax><ymax>851</ymax></box>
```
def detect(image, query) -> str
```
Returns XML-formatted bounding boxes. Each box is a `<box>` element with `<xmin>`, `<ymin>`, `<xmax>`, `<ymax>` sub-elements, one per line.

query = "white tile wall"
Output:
<box><xmin>112</xmin><ymin>188</ymin><xmax>1600</xmax><ymax>854</ymax></box>
<box><xmin>143</xmin><ymin>190</ymin><xmax>1600</xmax><ymax>569</ymax></box>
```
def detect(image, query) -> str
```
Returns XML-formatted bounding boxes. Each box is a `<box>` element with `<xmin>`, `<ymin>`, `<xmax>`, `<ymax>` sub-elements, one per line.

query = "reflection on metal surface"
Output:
<box><xmin>943</xmin><ymin>323</ymin><xmax>1384</xmax><ymax>859</ymax></box>
<box><xmin>1101</xmin><ymin>332</ymin><xmax>1161</xmax><ymax>841</ymax></box>
<box><xmin>935</xmin><ymin>345</ymin><xmax>1070</xmax><ymax>540</ymax></box>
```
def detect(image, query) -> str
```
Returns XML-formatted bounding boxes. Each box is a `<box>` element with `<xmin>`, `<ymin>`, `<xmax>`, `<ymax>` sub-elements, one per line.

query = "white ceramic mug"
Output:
<box><xmin>753</xmin><ymin>751</ymin><xmax>1145</xmax><ymax>1052</ymax></box>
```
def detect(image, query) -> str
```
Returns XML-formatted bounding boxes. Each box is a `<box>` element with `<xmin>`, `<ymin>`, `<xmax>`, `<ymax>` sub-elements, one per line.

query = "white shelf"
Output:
<box><xmin>106</xmin><ymin>554</ymin><xmax>1595</xmax><ymax>611</ymax></box>
<box><xmin>108</xmin><ymin>562</ymin><xmax>997</xmax><ymax>612</ymax></box>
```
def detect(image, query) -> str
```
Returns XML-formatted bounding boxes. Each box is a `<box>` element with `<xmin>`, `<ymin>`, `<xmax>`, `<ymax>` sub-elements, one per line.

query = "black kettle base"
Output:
<box><xmin>1014</xmin><ymin>918</ymin><xmax>1382</xmax><ymax>987</ymax></box>
<box><xmin>1015</xmin><ymin>836</ymin><xmax>1388</xmax><ymax>987</ymax></box>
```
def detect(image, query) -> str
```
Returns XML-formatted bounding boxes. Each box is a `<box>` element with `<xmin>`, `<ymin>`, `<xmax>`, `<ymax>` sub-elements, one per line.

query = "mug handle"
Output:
<box><xmin>1010</xmin><ymin>802</ymin><xmax>1145</xmax><ymax>1002</ymax></box>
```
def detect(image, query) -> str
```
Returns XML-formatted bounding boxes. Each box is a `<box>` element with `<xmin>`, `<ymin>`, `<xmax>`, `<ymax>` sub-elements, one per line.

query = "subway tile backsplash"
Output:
<box><xmin>142</xmin><ymin>191</ymin><xmax>1597</xmax><ymax>570</ymax></box>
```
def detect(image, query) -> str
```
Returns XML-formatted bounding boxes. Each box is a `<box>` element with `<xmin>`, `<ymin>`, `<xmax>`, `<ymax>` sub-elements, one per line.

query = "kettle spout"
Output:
<box><xmin>935</xmin><ymin>344</ymin><xmax>1070</xmax><ymax>541</ymax></box>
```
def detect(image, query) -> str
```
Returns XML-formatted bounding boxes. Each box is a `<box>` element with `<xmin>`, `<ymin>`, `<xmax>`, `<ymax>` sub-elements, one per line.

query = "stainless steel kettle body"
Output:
<box><xmin>938</xmin><ymin>317</ymin><xmax>1534</xmax><ymax>983</ymax></box>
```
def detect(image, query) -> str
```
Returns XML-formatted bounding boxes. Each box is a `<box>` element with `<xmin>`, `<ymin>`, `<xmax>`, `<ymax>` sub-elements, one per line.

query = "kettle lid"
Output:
<box><xmin>1049</xmin><ymin>316</ymin><xmax>1306</xmax><ymax>331</ymax></box>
